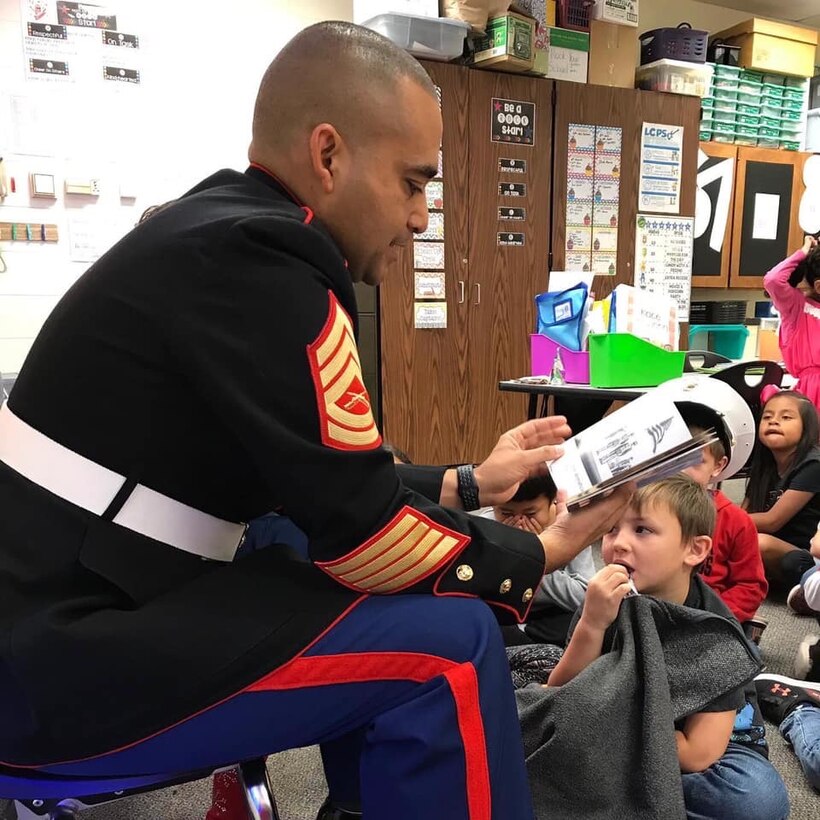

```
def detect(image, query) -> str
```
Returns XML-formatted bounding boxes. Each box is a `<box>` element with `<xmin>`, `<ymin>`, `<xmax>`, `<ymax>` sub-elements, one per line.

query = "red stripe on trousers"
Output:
<box><xmin>244</xmin><ymin>651</ymin><xmax>491</xmax><ymax>820</ymax></box>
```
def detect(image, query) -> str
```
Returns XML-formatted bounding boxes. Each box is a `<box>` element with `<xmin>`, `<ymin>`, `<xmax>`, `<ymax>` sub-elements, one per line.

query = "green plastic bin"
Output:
<box><xmin>589</xmin><ymin>334</ymin><xmax>685</xmax><ymax>388</ymax></box>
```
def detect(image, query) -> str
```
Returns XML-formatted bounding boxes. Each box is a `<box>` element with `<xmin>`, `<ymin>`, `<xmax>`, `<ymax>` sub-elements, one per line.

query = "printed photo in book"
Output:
<box><xmin>549</xmin><ymin>391</ymin><xmax>717</xmax><ymax>510</ymax></box>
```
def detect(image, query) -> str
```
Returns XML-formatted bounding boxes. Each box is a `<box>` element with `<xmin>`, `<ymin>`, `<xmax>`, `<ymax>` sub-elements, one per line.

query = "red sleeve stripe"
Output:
<box><xmin>317</xmin><ymin>506</ymin><xmax>470</xmax><ymax>593</ymax></box>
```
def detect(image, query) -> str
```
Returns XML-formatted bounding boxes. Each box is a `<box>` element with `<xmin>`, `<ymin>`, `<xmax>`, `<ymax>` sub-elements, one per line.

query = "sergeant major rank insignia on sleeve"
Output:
<box><xmin>307</xmin><ymin>291</ymin><xmax>382</xmax><ymax>451</ymax></box>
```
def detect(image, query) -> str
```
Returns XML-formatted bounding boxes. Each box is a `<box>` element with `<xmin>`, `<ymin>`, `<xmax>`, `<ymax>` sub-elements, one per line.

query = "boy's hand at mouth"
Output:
<box><xmin>580</xmin><ymin>565</ymin><xmax>634</xmax><ymax>632</ymax></box>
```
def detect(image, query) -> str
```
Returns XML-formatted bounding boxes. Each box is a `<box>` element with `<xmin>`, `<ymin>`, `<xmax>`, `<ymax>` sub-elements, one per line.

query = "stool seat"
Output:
<box><xmin>0</xmin><ymin>763</ymin><xmax>213</xmax><ymax>800</ymax></box>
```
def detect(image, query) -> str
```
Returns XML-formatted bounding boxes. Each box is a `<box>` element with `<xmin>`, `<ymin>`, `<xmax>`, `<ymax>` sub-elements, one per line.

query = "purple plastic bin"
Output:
<box><xmin>530</xmin><ymin>334</ymin><xmax>590</xmax><ymax>384</ymax></box>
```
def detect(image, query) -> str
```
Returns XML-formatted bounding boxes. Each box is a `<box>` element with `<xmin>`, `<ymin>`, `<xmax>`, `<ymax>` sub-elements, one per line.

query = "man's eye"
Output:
<box><xmin>407</xmin><ymin>180</ymin><xmax>423</xmax><ymax>196</ymax></box>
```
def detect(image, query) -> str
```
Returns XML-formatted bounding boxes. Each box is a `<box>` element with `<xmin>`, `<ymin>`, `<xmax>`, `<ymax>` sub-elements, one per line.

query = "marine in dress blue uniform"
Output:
<box><xmin>0</xmin><ymin>22</ymin><xmax>626</xmax><ymax>820</ymax></box>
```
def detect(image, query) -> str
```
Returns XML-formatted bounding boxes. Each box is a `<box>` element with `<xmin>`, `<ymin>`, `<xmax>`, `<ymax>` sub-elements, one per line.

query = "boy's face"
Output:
<box><xmin>601</xmin><ymin>501</ymin><xmax>711</xmax><ymax>600</ymax></box>
<box><xmin>682</xmin><ymin>446</ymin><xmax>727</xmax><ymax>488</ymax></box>
<box><xmin>494</xmin><ymin>496</ymin><xmax>557</xmax><ymax>535</ymax></box>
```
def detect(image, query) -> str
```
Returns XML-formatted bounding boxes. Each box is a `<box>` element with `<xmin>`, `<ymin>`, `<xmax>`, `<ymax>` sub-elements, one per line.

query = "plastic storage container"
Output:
<box><xmin>588</xmin><ymin>334</ymin><xmax>686</xmax><ymax>388</ymax></box>
<box><xmin>640</xmin><ymin>24</ymin><xmax>708</xmax><ymax>65</ymax></box>
<box><xmin>530</xmin><ymin>334</ymin><xmax>590</xmax><ymax>384</ymax></box>
<box><xmin>635</xmin><ymin>59</ymin><xmax>714</xmax><ymax>97</ymax></box>
<box><xmin>688</xmin><ymin>324</ymin><xmax>750</xmax><ymax>360</ymax></box>
<box><xmin>558</xmin><ymin>0</ymin><xmax>593</xmax><ymax>32</ymax></box>
<box><xmin>363</xmin><ymin>13</ymin><xmax>469</xmax><ymax>60</ymax></box>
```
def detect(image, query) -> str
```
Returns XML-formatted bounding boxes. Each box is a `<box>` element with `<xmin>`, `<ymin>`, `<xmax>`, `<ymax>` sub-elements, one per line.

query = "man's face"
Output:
<box><xmin>322</xmin><ymin>79</ymin><xmax>442</xmax><ymax>286</ymax></box>
<box><xmin>494</xmin><ymin>496</ymin><xmax>557</xmax><ymax>535</ymax></box>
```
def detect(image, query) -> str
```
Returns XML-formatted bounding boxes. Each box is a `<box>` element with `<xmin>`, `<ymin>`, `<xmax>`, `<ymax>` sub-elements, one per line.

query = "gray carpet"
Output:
<box><xmin>75</xmin><ymin>479</ymin><xmax>819</xmax><ymax>817</ymax></box>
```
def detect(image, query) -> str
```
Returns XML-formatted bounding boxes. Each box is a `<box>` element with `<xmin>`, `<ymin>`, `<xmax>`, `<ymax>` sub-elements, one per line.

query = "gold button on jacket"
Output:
<box><xmin>499</xmin><ymin>578</ymin><xmax>512</xmax><ymax>594</ymax></box>
<box><xmin>456</xmin><ymin>564</ymin><xmax>474</xmax><ymax>582</ymax></box>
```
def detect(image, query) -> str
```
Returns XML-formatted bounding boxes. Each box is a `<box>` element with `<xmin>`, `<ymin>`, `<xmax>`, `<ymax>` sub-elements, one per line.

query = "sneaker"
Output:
<box><xmin>755</xmin><ymin>673</ymin><xmax>820</xmax><ymax>723</ymax></box>
<box><xmin>743</xmin><ymin>617</ymin><xmax>768</xmax><ymax>645</ymax></box>
<box><xmin>787</xmin><ymin>584</ymin><xmax>818</xmax><ymax>616</ymax></box>
<box><xmin>794</xmin><ymin>635</ymin><xmax>820</xmax><ymax>680</ymax></box>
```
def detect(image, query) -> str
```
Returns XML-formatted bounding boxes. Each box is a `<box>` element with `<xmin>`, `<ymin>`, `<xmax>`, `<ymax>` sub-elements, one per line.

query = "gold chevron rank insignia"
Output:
<box><xmin>307</xmin><ymin>291</ymin><xmax>382</xmax><ymax>451</ymax></box>
<box><xmin>317</xmin><ymin>506</ymin><xmax>470</xmax><ymax>593</ymax></box>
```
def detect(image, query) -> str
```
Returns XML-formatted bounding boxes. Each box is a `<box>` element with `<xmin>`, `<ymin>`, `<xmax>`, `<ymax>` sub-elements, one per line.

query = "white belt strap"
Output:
<box><xmin>0</xmin><ymin>402</ymin><xmax>246</xmax><ymax>562</ymax></box>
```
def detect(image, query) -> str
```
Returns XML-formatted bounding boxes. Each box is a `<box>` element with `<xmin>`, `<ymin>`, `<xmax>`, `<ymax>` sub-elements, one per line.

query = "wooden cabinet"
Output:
<box><xmin>379</xmin><ymin>65</ymin><xmax>701</xmax><ymax>465</ymax></box>
<box><xmin>379</xmin><ymin>63</ymin><xmax>552</xmax><ymax>465</ymax></box>
<box><xmin>693</xmin><ymin>143</ymin><xmax>810</xmax><ymax>289</ymax></box>
<box><xmin>551</xmin><ymin>82</ymin><xmax>701</xmax><ymax>300</ymax></box>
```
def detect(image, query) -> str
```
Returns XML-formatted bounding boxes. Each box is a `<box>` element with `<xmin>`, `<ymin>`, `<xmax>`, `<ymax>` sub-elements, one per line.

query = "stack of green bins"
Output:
<box><xmin>699</xmin><ymin>66</ymin><xmax>808</xmax><ymax>150</ymax></box>
<box><xmin>714</xmin><ymin>65</ymin><xmax>740</xmax><ymax>143</ymax></box>
<box><xmin>779</xmin><ymin>76</ymin><xmax>808</xmax><ymax>150</ymax></box>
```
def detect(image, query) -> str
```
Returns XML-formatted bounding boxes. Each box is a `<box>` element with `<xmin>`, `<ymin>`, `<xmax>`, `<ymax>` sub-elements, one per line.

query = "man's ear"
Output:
<box><xmin>308</xmin><ymin>123</ymin><xmax>344</xmax><ymax>194</ymax></box>
<box><xmin>685</xmin><ymin>535</ymin><xmax>712</xmax><ymax>568</ymax></box>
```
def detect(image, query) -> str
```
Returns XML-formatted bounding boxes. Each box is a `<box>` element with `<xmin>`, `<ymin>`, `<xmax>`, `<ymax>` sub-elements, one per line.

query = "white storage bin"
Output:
<box><xmin>635</xmin><ymin>58</ymin><xmax>714</xmax><ymax>97</ymax></box>
<box><xmin>363</xmin><ymin>13</ymin><xmax>469</xmax><ymax>61</ymax></box>
<box><xmin>808</xmin><ymin>109</ymin><xmax>820</xmax><ymax>152</ymax></box>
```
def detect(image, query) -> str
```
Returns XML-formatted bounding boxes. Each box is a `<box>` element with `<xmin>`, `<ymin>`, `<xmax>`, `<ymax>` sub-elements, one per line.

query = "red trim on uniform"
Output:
<box><xmin>3</xmin><ymin>596</ymin><xmax>369</xmax><ymax>768</ymax></box>
<box><xmin>444</xmin><ymin>663</ymin><xmax>492</xmax><ymax>820</ymax></box>
<box><xmin>301</xmin><ymin>206</ymin><xmax>314</xmax><ymax>224</ymax></box>
<box><xmin>245</xmin><ymin>651</ymin><xmax>457</xmax><ymax>691</ymax></box>
<box><xmin>244</xmin><ymin>651</ymin><xmax>492</xmax><ymax>820</ymax></box>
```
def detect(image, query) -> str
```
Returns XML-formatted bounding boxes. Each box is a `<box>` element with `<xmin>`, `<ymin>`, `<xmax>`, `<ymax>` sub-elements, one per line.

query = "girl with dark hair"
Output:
<box><xmin>763</xmin><ymin>235</ymin><xmax>820</xmax><ymax>411</ymax></box>
<box><xmin>744</xmin><ymin>391</ymin><xmax>820</xmax><ymax>591</ymax></box>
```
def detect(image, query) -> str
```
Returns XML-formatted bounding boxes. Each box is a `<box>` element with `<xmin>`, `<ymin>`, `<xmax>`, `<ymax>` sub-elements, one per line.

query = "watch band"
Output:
<box><xmin>456</xmin><ymin>464</ymin><xmax>481</xmax><ymax>512</ymax></box>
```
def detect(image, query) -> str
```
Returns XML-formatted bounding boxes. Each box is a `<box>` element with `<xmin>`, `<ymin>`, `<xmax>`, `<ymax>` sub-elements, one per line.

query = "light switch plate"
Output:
<box><xmin>30</xmin><ymin>172</ymin><xmax>56</xmax><ymax>198</ymax></box>
<box><xmin>65</xmin><ymin>178</ymin><xmax>101</xmax><ymax>196</ymax></box>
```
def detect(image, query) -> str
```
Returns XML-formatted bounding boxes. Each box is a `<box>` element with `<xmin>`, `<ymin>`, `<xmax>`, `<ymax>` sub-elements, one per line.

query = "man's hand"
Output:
<box><xmin>538</xmin><ymin>484</ymin><xmax>634</xmax><ymax>572</ymax></box>
<box><xmin>579</xmin><ymin>565</ymin><xmax>632</xmax><ymax>632</ymax></box>
<box><xmin>473</xmin><ymin>416</ymin><xmax>570</xmax><ymax>506</ymax></box>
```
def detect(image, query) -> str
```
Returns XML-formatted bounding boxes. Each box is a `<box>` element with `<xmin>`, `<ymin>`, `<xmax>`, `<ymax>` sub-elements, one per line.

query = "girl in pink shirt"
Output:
<box><xmin>764</xmin><ymin>236</ymin><xmax>820</xmax><ymax>412</ymax></box>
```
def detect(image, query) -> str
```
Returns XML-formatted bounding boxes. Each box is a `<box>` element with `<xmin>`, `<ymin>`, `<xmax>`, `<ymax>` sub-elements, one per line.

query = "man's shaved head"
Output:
<box><xmin>250</xmin><ymin>21</ymin><xmax>437</xmax><ymax>158</ymax></box>
<box><xmin>248</xmin><ymin>21</ymin><xmax>443</xmax><ymax>287</ymax></box>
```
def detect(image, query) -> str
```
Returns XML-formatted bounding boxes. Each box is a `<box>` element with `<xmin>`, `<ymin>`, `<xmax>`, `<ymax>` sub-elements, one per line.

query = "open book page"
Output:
<box><xmin>549</xmin><ymin>393</ymin><xmax>695</xmax><ymax>502</ymax></box>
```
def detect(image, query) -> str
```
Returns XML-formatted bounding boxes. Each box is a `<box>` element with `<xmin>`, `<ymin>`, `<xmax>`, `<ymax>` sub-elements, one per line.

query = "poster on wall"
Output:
<box><xmin>414</xmin><ymin>271</ymin><xmax>445</xmax><ymax>299</ymax></box>
<box><xmin>491</xmin><ymin>98</ymin><xmax>535</xmax><ymax>146</ymax></box>
<box><xmin>20</xmin><ymin>1</ymin><xmax>142</xmax><ymax>87</ymax></box>
<box><xmin>693</xmin><ymin>147</ymin><xmax>735</xmax><ymax>280</ymax></box>
<box><xmin>635</xmin><ymin>214</ymin><xmax>694</xmax><ymax>321</ymax></box>
<box><xmin>414</xmin><ymin>302</ymin><xmax>447</xmax><ymax>329</ymax></box>
<box><xmin>639</xmin><ymin>122</ymin><xmax>684</xmax><ymax>214</ymax></box>
<box><xmin>565</xmin><ymin>123</ymin><xmax>622</xmax><ymax>275</ymax></box>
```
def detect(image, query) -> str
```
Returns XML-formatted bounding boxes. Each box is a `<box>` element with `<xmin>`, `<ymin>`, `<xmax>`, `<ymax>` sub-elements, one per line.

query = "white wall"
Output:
<box><xmin>0</xmin><ymin>0</ymin><xmax>352</xmax><ymax>374</ymax></box>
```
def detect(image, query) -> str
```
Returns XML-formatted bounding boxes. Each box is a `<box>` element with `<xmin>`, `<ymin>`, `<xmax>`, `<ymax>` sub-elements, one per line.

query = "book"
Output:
<box><xmin>549</xmin><ymin>391</ymin><xmax>718</xmax><ymax>511</ymax></box>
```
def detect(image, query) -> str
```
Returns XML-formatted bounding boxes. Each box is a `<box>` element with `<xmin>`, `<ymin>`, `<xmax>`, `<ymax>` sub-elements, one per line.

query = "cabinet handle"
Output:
<box><xmin>473</xmin><ymin>283</ymin><xmax>481</xmax><ymax>305</ymax></box>
<box><xmin>458</xmin><ymin>280</ymin><xmax>465</xmax><ymax>304</ymax></box>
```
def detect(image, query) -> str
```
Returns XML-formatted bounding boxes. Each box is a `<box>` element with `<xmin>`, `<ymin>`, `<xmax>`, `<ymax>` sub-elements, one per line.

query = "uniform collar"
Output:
<box><xmin>245</xmin><ymin>162</ymin><xmax>318</xmax><ymax>227</ymax></box>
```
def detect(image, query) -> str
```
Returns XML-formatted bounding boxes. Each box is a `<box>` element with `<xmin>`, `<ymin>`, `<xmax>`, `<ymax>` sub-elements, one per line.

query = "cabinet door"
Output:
<box><xmin>465</xmin><ymin>70</ymin><xmax>553</xmax><ymax>460</ymax></box>
<box><xmin>729</xmin><ymin>148</ymin><xmax>810</xmax><ymax>289</ymax></box>
<box><xmin>551</xmin><ymin>82</ymin><xmax>701</xmax><ymax>301</ymax></box>
<box><xmin>692</xmin><ymin>142</ymin><xmax>737</xmax><ymax>289</ymax></box>
<box><xmin>379</xmin><ymin>61</ymin><xmax>472</xmax><ymax>465</ymax></box>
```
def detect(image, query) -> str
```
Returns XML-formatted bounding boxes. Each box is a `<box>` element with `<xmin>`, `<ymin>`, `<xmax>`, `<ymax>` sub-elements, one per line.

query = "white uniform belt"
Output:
<box><xmin>0</xmin><ymin>402</ymin><xmax>246</xmax><ymax>562</ymax></box>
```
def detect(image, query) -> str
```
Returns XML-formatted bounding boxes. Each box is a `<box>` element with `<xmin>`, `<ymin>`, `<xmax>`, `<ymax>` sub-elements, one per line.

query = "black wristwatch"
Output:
<box><xmin>456</xmin><ymin>464</ymin><xmax>481</xmax><ymax>511</ymax></box>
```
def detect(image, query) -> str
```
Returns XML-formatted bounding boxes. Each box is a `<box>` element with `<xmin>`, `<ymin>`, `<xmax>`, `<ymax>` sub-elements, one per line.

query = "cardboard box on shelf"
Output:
<box><xmin>533</xmin><ymin>25</ymin><xmax>589</xmax><ymax>83</ymax></box>
<box><xmin>588</xmin><ymin>19</ymin><xmax>637</xmax><ymax>88</ymax></box>
<box><xmin>591</xmin><ymin>0</ymin><xmax>638</xmax><ymax>28</ymax></box>
<box><xmin>471</xmin><ymin>11</ymin><xmax>536</xmax><ymax>73</ymax></box>
<box><xmin>711</xmin><ymin>18</ymin><xmax>818</xmax><ymax>78</ymax></box>
<box><xmin>511</xmin><ymin>0</ymin><xmax>556</xmax><ymax>29</ymax></box>
<box><xmin>353</xmin><ymin>0</ymin><xmax>438</xmax><ymax>24</ymax></box>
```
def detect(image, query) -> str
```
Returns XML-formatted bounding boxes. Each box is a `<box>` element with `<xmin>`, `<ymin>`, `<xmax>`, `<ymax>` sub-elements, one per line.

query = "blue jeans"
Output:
<box><xmin>781</xmin><ymin>703</ymin><xmax>820</xmax><ymax>791</ymax></box>
<box><xmin>681</xmin><ymin>742</ymin><xmax>790</xmax><ymax>820</ymax></box>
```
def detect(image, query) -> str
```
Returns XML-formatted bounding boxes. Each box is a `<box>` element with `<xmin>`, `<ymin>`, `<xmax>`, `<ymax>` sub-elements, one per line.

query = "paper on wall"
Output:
<box><xmin>639</xmin><ymin>122</ymin><xmax>683</xmax><ymax>214</ymax></box>
<box><xmin>752</xmin><ymin>193</ymin><xmax>780</xmax><ymax>241</ymax></box>
<box><xmin>610</xmin><ymin>282</ymin><xmax>679</xmax><ymax>351</ymax></box>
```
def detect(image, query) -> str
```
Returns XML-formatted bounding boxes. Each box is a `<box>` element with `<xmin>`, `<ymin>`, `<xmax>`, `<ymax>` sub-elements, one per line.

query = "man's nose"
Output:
<box><xmin>409</xmin><ymin>201</ymin><xmax>430</xmax><ymax>236</ymax></box>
